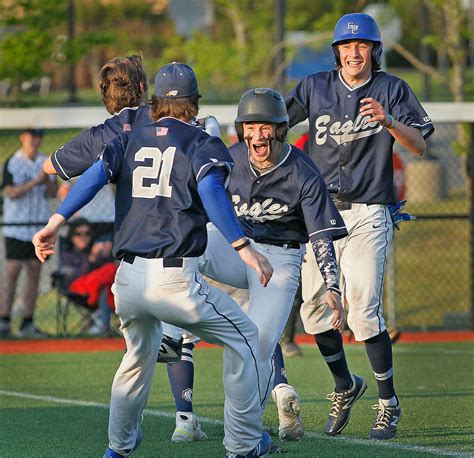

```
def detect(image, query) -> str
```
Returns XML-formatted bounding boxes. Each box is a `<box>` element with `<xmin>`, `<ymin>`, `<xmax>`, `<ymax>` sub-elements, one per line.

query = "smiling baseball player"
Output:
<box><xmin>163</xmin><ymin>88</ymin><xmax>348</xmax><ymax>442</ymax></box>
<box><xmin>285</xmin><ymin>13</ymin><xmax>434</xmax><ymax>439</ymax></box>
<box><xmin>32</xmin><ymin>63</ymin><xmax>275</xmax><ymax>458</ymax></box>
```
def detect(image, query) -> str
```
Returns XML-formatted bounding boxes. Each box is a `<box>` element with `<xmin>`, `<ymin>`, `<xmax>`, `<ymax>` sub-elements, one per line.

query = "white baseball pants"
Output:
<box><xmin>199</xmin><ymin>225</ymin><xmax>305</xmax><ymax>405</ymax></box>
<box><xmin>109</xmin><ymin>256</ymin><xmax>263</xmax><ymax>455</ymax></box>
<box><xmin>301</xmin><ymin>203</ymin><xmax>394</xmax><ymax>341</ymax></box>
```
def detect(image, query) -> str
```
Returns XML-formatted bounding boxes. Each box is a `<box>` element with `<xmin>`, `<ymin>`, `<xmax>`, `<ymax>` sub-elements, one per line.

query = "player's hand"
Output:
<box><xmin>238</xmin><ymin>245</ymin><xmax>273</xmax><ymax>287</ymax></box>
<box><xmin>325</xmin><ymin>290</ymin><xmax>345</xmax><ymax>332</ymax></box>
<box><xmin>388</xmin><ymin>200</ymin><xmax>416</xmax><ymax>231</ymax></box>
<box><xmin>359</xmin><ymin>98</ymin><xmax>391</xmax><ymax>127</ymax></box>
<box><xmin>32</xmin><ymin>213</ymin><xmax>66</xmax><ymax>263</ymax></box>
<box><xmin>195</xmin><ymin>116</ymin><xmax>221</xmax><ymax>137</ymax></box>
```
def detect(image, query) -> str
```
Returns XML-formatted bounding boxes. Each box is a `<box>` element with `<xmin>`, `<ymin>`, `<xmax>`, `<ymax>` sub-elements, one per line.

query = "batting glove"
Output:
<box><xmin>388</xmin><ymin>200</ymin><xmax>416</xmax><ymax>230</ymax></box>
<box><xmin>194</xmin><ymin>115</ymin><xmax>221</xmax><ymax>137</ymax></box>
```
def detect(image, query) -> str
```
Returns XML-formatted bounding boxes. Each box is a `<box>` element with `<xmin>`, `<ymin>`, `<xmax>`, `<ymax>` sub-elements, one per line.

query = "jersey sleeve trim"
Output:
<box><xmin>196</xmin><ymin>161</ymin><xmax>232</xmax><ymax>186</ymax></box>
<box><xmin>51</xmin><ymin>150</ymin><xmax>71</xmax><ymax>180</ymax></box>
<box><xmin>410</xmin><ymin>121</ymin><xmax>435</xmax><ymax>139</ymax></box>
<box><xmin>309</xmin><ymin>226</ymin><xmax>346</xmax><ymax>237</ymax></box>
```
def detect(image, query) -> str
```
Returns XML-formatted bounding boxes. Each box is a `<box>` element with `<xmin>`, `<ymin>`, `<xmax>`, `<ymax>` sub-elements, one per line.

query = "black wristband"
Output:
<box><xmin>327</xmin><ymin>286</ymin><xmax>342</xmax><ymax>297</ymax></box>
<box><xmin>234</xmin><ymin>239</ymin><xmax>251</xmax><ymax>251</ymax></box>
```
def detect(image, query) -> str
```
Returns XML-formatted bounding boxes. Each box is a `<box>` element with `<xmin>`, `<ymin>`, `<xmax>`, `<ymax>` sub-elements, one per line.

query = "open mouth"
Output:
<box><xmin>346</xmin><ymin>60</ymin><xmax>363</xmax><ymax>69</ymax></box>
<box><xmin>253</xmin><ymin>143</ymin><xmax>269</xmax><ymax>156</ymax></box>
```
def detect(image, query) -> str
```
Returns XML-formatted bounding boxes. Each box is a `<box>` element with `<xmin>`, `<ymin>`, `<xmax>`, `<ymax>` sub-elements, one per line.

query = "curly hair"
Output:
<box><xmin>99</xmin><ymin>54</ymin><xmax>149</xmax><ymax>114</ymax></box>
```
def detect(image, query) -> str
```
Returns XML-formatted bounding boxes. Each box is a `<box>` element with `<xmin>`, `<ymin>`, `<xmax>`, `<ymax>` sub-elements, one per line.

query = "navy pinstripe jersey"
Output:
<box><xmin>51</xmin><ymin>105</ymin><xmax>151</xmax><ymax>180</ymax></box>
<box><xmin>101</xmin><ymin>117</ymin><xmax>233</xmax><ymax>260</ymax></box>
<box><xmin>286</xmin><ymin>70</ymin><xmax>435</xmax><ymax>204</ymax></box>
<box><xmin>228</xmin><ymin>142</ymin><xmax>348</xmax><ymax>244</ymax></box>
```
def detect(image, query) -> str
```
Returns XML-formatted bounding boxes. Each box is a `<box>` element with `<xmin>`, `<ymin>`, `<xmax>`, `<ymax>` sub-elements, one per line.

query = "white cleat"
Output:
<box><xmin>271</xmin><ymin>383</ymin><xmax>305</xmax><ymax>441</ymax></box>
<box><xmin>171</xmin><ymin>412</ymin><xmax>208</xmax><ymax>443</ymax></box>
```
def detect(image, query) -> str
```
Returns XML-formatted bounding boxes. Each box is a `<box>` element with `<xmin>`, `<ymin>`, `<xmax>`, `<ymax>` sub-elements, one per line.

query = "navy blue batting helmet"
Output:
<box><xmin>235</xmin><ymin>88</ymin><xmax>289</xmax><ymax>142</ymax></box>
<box><xmin>332</xmin><ymin>13</ymin><xmax>383</xmax><ymax>67</ymax></box>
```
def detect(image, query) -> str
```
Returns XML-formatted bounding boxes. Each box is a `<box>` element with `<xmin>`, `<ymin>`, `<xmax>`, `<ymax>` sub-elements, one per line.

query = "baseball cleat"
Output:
<box><xmin>171</xmin><ymin>412</ymin><xmax>208</xmax><ymax>442</ymax></box>
<box><xmin>388</xmin><ymin>327</ymin><xmax>402</xmax><ymax>344</ymax></box>
<box><xmin>271</xmin><ymin>383</ymin><xmax>304</xmax><ymax>441</ymax></box>
<box><xmin>16</xmin><ymin>323</ymin><xmax>48</xmax><ymax>338</ymax></box>
<box><xmin>157</xmin><ymin>335</ymin><xmax>183</xmax><ymax>363</ymax></box>
<box><xmin>225</xmin><ymin>431</ymin><xmax>272</xmax><ymax>457</ymax></box>
<box><xmin>103</xmin><ymin>428</ymin><xmax>142</xmax><ymax>457</ymax></box>
<box><xmin>280</xmin><ymin>341</ymin><xmax>303</xmax><ymax>358</ymax></box>
<box><xmin>324</xmin><ymin>373</ymin><xmax>367</xmax><ymax>436</ymax></box>
<box><xmin>368</xmin><ymin>400</ymin><xmax>401</xmax><ymax>440</ymax></box>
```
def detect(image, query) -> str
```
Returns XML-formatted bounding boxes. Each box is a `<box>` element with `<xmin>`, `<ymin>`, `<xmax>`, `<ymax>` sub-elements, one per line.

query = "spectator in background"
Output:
<box><xmin>59</xmin><ymin>218</ymin><xmax>117</xmax><ymax>335</ymax></box>
<box><xmin>58</xmin><ymin>179</ymin><xmax>115</xmax><ymax>240</ymax></box>
<box><xmin>0</xmin><ymin>128</ymin><xmax>57</xmax><ymax>338</ymax></box>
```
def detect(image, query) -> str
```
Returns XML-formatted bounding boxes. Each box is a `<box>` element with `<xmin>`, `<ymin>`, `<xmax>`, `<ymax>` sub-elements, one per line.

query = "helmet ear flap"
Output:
<box><xmin>235</xmin><ymin>122</ymin><xmax>244</xmax><ymax>142</ymax></box>
<box><xmin>275</xmin><ymin>123</ymin><xmax>289</xmax><ymax>142</ymax></box>
<box><xmin>332</xmin><ymin>45</ymin><xmax>341</xmax><ymax>67</ymax></box>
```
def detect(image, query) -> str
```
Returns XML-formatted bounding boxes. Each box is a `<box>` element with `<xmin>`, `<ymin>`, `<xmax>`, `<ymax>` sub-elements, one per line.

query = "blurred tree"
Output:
<box><xmin>387</xmin><ymin>0</ymin><xmax>471</xmax><ymax>158</ymax></box>
<box><xmin>0</xmin><ymin>0</ymin><xmax>111</xmax><ymax>100</ymax></box>
<box><xmin>72</xmin><ymin>0</ymin><xmax>170</xmax><ymax>90</ymax></box>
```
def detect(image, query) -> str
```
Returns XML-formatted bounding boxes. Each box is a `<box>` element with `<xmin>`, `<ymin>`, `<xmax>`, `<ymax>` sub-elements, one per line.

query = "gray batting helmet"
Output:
<box><xmin>235</xmin><ymin>88</ymin><xmax>289</xmax><ymax>142</ymax></box>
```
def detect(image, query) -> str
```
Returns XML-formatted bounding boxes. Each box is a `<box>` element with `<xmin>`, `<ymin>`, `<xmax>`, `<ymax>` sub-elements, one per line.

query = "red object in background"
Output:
<box><xmin>294</xmin><ymin>132</ymin><xmax>309</xmax><ymax>152</ymax></box>
<box><xmin>392</xmin><ymin>150</ymin><xmax>405</xmax><ymax>201</ymax></box>
<box><xmin>69</xmin><ymin>262</ymin><xmax>117</xmax><ymax>310</ymax></box>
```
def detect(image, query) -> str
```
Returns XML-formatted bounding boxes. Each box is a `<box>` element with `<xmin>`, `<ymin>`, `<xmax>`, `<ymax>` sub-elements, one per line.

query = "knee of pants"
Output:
<box><xmin>347</xmin><ymin>307</ymin><xmax>384</xmax><ymax>342</ymax></box>
<box><xmin>257</xmin><ymin>327</ymin><xmax>280</xmax><ymax>362</ymax></box>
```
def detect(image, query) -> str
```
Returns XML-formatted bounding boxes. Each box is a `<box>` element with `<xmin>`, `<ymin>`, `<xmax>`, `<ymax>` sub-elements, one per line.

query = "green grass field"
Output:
<box><xmin>1</xmin><ymin>342</ymin><xmax>473</xmax><ymax>457</ymax></box>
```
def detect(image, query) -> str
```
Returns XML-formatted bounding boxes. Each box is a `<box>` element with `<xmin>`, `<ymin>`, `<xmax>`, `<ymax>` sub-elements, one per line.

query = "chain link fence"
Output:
<box><xmin>0</xmin><ymin>109</ymin><xmax>472</xmax><ymax>336</ymax></box>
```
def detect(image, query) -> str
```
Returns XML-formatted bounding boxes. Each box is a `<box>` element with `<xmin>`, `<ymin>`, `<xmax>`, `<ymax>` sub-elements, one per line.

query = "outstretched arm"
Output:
<box><xmin>32</xmin><ymin>160</ymin><xmax>108</xmax><ymax>262</ymax></box>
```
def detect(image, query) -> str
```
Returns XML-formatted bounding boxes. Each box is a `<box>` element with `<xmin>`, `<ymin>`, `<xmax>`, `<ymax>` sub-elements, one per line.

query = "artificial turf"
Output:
<box><xmin>0</xmin><ymin>342</ymin><xmax>473</xmax><ymax>457</ymax></box>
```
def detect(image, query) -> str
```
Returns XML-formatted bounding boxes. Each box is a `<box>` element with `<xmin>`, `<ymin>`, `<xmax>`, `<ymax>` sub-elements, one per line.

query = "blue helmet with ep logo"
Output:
<box><xmin>332</xmin><ymin>13</ymin><xmax>383</xmax><ymax>68</ymax></box>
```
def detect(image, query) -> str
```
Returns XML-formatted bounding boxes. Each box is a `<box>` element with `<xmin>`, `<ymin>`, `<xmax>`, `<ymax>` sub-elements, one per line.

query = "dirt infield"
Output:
<box><xmin>1</xmin><ymin>331</ymin><xmax>473</xmax><ymax>354</ymax></box>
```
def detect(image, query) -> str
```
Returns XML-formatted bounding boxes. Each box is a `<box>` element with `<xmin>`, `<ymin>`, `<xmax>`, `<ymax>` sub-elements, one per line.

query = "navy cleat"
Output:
<box><xmin>103</xmin><ymin>429</ymin><xmax>142</xmax><ymax>457</ymax></box>
<box><xmin>157</xmin><ymin>335</ymin><xmax>183</xmax><ymax>363</ymax></box>
<box><xmin>225</xmin><ymin>431</ymin><xmax>272</xmax><ymax>457</ymax></box>
<box><xmin>368</xmin><ymin>400</ymin><xmax>402</xmax><ymax>440</ymax></box>
<box><xmin>324</xmin><ymin>373</ymin><xmax>367</xmax><ymax>436</ymax></box>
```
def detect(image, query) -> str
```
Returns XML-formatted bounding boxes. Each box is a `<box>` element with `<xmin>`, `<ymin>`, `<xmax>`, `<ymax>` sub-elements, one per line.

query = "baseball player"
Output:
<box><xmin>163</xmin><ymin>88</ymin><xmax>349</xmax><ymax>442</ymax></box>
<box><xmin>285</xmin><ymin>13</ymin><xmax>434</xmax><ymax>439</ymax></box>
<box><xmin>33</xmin><ymin>63</ymin><xmax>275</xmax><ymax>458</ymax></box>
<box><xmin>41</xmin><ymin>55</ymin><xmax>241</xmax><ymax>439</ymax></box>
<box><xmin>43</xmin><ymin>55</ymin><xmax>151</xmax><ymax>178</ymax></box>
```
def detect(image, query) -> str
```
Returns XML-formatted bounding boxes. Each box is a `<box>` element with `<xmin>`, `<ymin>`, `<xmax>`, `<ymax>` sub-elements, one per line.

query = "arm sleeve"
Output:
<box><xmin>300</xmin><ymin>171</ymin><xmax>348</xmax><ymax>242</ymax></box>
<box><xmin>99</xmin><ymin>134</ymin><xmax>128</xmax><ymax>183</ymax></box>
<box><xmin>56</xmin><ymin>160</ymin><xmax>109</xmax><ymax>220</ymax></box>
<box><xmin>197</xmin><ymin>167</ymin><xmax>244</xmax><ymax>244</ymax></box>
<box><xmin>390</xmin><ymin>80</ymin><xmax>435</xmax><ymax>139</ymax></box>
<box><xmin>285</xmin><ymin>78</ymin><xmax>310</xmax><ymax>128</ymax></box>
<box><xmin>51</xmin><ymin>127</ymin><xmax>105</xmax><ymax>179</ymax></box>
<box><xmin>1</xmin><ymin>157</ymin><xmax>13</xmax><ymax>188</ymax></box>
<box><xmin>312</xmin><ymin>236</ymin><xmax>340</xmax><ymax>293</ymax></box>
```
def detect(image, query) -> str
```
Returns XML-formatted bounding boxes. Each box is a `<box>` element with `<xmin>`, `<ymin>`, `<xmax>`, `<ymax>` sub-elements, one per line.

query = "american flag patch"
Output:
<box><xmin>156</xmin><ymin>127</ymin><xmax>168</xmax><ymax>136</ymax></box>
<box><xmin>123</xmin><ymin>124</ymin><xmax>131</xmax><ymax>132</ymax></box>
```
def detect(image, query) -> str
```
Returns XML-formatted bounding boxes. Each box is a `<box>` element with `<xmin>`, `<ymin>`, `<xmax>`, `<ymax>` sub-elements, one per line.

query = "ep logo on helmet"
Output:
<box><xmin>347</xmin><ymin>22</ymin><xmax>359</xmax><ymax>34</ymax></box>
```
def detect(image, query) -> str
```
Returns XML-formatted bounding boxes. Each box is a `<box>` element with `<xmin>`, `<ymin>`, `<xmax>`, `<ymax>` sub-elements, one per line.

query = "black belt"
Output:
<box><xmin>254</xmin><ymin>240</ymin><xmax>300</xmax><ymax>249</ymax></box>
<box><xmin>333</xmin><ymin>200</ymin><xmax>352</xmax><ymax>211</ymax></box>
<box><xmin>122</xmin><ymin>254</ymin><xmax>183</xmax><ymax>268</ymax></box>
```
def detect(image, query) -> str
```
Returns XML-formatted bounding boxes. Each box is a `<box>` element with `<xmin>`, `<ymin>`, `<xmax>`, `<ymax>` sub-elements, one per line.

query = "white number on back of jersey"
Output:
<box><xmin>132</xmin><ymin>147</ymin><xmax>176</xmax><ymax>198</ymax></box>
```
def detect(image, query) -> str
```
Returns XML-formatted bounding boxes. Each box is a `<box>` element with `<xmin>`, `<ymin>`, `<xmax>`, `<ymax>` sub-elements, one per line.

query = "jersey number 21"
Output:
<box><xmin>132</xmin><ymin>146</ymin><xmax>176</xmax><ymax>198</ymax></box>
